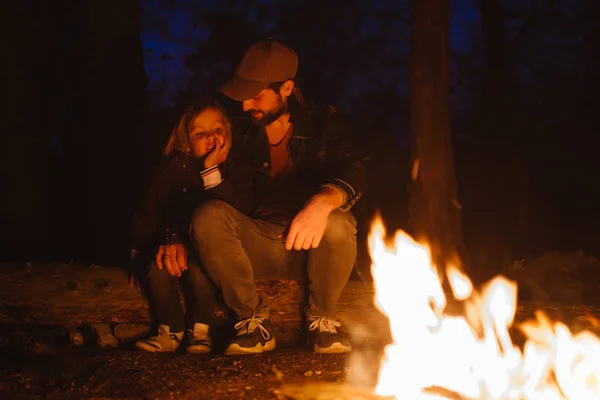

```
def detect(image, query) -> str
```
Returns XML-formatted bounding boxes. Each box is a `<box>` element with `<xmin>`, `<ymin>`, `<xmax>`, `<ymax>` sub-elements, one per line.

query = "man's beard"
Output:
<box><xmin>249</xmin><ymin>97</ymin><xmax>286</xmax><ymax>127</ymax></box>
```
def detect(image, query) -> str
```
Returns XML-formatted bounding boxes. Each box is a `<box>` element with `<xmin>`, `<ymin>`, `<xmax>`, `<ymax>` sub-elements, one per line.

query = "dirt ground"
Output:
<box><xmin>0</xmin><ymin>322</ymin><xmax>353</xmax><ymax>399</ymax></box>
<box><xmin>0</xmin><ymin>262</ymin><xmax>381</xmax><ymax>400</ymax></box>
<box><xmin>1</xmin><ymin>257</ymin><xmax>600</xmax><ymax>399</ymax></box>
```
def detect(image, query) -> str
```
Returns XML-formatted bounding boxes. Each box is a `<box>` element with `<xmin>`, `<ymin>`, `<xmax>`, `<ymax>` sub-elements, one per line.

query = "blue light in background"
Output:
<box><xmin>141</xmin><ymin>0</ymin><xmax>480</xmax><ymax>107</ymax></box>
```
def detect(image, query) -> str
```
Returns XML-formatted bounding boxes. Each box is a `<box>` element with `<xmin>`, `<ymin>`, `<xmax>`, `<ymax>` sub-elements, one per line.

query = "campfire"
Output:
<box><xmin>368</xmin><ymin>217</ymin><xmax>600</xmax><ymax>400</ymax></box>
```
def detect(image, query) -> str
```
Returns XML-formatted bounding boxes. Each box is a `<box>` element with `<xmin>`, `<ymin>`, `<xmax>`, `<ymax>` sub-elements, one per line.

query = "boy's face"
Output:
<box><xmin>188</xmin><ymin>108</ymin><xmax>228</xmax><ymax>158</ymax></box>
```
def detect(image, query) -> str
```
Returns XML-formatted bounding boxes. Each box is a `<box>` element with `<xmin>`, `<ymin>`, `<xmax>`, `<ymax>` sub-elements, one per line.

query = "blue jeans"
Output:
<box><xmin>141</xmin><ymin>256</ymin><xmax>220</xmax><ymax>332</ymax></box>
<box><xmin>191</xmin><ymin>200</ymin><xmax>357</xmax><ymax>320</ymax></box>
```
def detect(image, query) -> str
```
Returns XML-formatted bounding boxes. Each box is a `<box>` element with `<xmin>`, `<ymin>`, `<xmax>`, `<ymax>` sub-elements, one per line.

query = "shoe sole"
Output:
<box><xmin>263</xmin><ymin>338</ymin><xmax>276</xmax><ymax>352</ymax></box>
<box><xmin>224</xmin><ymin>338</ymin><xmax>277</xmax><ymax>356</ymax></box>
<box><xmin>186</xmin><ymin>345</ymin><xmax>211</xmax><ymax>354</ymax></box>
<box><xmin>313</xmin><ymin>342</ymin><xmax>352</xmax><ymax>354</ymax></box>
<box><xmin>135</xmin><ymin>342</ymin><xmax>176</xmax><ymax>353</ymax></box>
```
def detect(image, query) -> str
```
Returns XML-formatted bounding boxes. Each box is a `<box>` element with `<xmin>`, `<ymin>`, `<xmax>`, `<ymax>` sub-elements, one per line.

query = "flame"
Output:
<box><xmin>368</xmin><ymin>217</ymin><xmax>600</xmax><ymax>400</ymax></box>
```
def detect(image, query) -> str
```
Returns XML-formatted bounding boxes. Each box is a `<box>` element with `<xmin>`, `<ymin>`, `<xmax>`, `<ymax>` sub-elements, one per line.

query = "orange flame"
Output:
<box><xmin>368</xmin><ymin>217</ymin><xmax>600</xmax><ymax>399</ymax></box>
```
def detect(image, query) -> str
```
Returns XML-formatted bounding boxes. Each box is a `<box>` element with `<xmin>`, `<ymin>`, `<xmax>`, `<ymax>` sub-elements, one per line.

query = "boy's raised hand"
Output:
<box><xmin>204</xmin><ymin>133</ymin><xmax>231</xmax><ymax>169</ymax></box>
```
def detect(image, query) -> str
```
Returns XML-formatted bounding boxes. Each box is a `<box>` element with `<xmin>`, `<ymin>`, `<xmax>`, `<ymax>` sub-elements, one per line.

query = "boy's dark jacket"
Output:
<box><xmin>129</xmin><ymin>149</ymin><xmax>253</xmax><ymax>254</ymax></box>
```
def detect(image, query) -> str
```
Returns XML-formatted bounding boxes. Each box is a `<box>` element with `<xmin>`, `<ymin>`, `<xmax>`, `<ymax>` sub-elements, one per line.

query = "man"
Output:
<box><xmin>192</xmin><ymin>38</ymin><xmax>367</xmax><ymax>355</ymax></box>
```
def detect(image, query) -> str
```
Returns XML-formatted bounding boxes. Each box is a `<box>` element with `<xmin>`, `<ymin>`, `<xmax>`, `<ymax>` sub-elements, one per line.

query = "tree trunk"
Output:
<box><xmin>479</xmin><ymin>0</ymin><xmax>526</xmax><ymax>266</ymax></box>
<box><xmin>408</xmin><ymin>0</ymin><xmax>467</xmax><ymax>271</ymax></box>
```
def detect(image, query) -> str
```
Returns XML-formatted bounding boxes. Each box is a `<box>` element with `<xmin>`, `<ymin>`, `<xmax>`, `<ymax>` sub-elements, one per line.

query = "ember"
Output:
<box><xmin>368</xmin><ymin>217</ymin><xmax>600</xmax><ymax>400</ymax></box>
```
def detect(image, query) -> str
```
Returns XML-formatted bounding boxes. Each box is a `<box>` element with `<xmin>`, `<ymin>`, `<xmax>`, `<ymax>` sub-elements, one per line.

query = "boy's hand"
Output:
<box><xmin>156</xmin><ymin>243</ymin><xmax>188</xmax><ymax>277</ymax></box>
<box><xmin>204</xmin><ymin>134</ymin><xmax>231</xmax><ymax>169</ymax></box>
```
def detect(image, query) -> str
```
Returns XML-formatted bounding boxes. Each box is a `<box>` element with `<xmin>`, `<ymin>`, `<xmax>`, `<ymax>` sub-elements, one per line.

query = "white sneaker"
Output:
<box><xmin>186</xmin><ymin>323</ymin><xmax>212</xmax><ymax>354</ymax></box>
<box><xmin>135</xmin><ymin>325</ymin><xmax>183</xmax><ymax>352</ymax></box>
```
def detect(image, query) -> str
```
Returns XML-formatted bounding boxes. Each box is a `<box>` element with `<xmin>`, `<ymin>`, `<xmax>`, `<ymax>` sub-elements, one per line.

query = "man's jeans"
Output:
<box><xmin>191</xmin><ymin>200</ymin><xmax>357</xmax><ymax>319</ymax></box>
<box><xmin>142</xmin><ymin>256</ymin><xmax>220</xmax><ymax>332</ymax></box>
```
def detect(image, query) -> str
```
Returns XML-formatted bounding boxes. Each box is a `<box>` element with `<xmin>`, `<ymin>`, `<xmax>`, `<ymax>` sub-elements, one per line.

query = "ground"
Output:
<box><xmin>0</xmin><ymin>262</ymin><xmax>381</xmax><ymax>399</ymax></box>
<box><xmin>0</xmin><ymin>324</ymin><xmax>350</xmax><ymax>399</ymax></box>
<box><xmin>1</xmin><ymin>257</ymin><xmax>600</xmax><ymax>399</ymax></box>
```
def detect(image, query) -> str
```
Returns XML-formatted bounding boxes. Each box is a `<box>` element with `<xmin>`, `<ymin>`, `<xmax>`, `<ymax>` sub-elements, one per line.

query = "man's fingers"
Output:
<box><xmin>302</xmin><ymin>234</ymin><xmax>313</xmax><ymax>250</ymax></box>
<box><xmin>285</xmin><ymin>225</ymin><xmax>298</xmax><ymax>250</ymax></box>
<box><xmin>311</xmin><ymin>232</ymin><xmax>323</xmax><ymax>249</ymax></box>
<box><xmin>293</xmin><ymin>231</ymin><xmax>307</xmax><ymax>251</ymax></box>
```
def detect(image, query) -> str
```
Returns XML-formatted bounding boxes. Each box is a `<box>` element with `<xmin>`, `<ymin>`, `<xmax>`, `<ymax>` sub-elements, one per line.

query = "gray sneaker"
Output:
<box><xmin>308</xmin><ymin>316</ymin><xmax>352</xmax><ymax>354</ymax></box>
<box><xmin>135</xmin><ymin>325</ymin><xmax>183</xmax><ymax>352</ymax></box>
<box><xmin>224</xmin><ymin>314</ymin><xmax>276</xmax><ymax>355</ymax></box>
<box><xmin>186</xmin><ymin>323</ymin><xmax>211</xmax><ymax>354</ymax></box>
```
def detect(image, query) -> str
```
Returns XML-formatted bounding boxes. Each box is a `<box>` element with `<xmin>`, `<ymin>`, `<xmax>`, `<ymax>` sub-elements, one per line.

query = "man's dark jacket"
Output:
<box><xmin>238</xmin><ymin>100</ymin><xmax>367</xmax><ymax>224</ymax></box>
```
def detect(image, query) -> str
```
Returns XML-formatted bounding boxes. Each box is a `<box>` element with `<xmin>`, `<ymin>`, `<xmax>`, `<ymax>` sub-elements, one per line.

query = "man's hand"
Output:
<box><xmin>284</xmin><ymin>187</ymin><xmax>344</xmax><ymax>251</ymax></box>
<box><xmin>155</xmin><ymin>243</ymin><xmax>188</xmax><ymax>277</ymax></box>
<box><xmin>204</xmin><ymin>133</ymin><xmax>231</xmax><ymax>169</ymax></box>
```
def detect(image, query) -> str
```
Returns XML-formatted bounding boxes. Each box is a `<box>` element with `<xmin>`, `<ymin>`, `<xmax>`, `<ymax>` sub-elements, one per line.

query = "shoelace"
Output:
<box><xmin>309</xmin><ymin>317</ymin><xmax>342</xmax><ymax>334</ymax></box>
<box><xmin>234</xmin><ymin>315</ymin><xmax>271</xmax><ymax>340</ymax></box>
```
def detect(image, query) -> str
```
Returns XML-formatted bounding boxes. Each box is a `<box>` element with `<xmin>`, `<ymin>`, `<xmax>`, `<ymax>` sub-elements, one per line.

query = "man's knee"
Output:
<box><xmin>322</xmin><ymin>210</ymin><xmax>357</xmax><ymax>245</ymax></box>
<box><xmin>192</xmin><ymin>200</ymin><xmax>237</xmax><ymax>241</ymax></box>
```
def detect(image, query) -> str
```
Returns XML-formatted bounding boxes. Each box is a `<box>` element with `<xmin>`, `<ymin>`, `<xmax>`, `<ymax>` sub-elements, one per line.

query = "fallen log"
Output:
<box><xmin>0</xmin><ymin>262</ymin><xmax>387</xmax><ymax>346</ymax></box>
<box><xmin>1</xmin><ymin>263</ymin><xmax>599</xmax><ymax>348</ymax></box>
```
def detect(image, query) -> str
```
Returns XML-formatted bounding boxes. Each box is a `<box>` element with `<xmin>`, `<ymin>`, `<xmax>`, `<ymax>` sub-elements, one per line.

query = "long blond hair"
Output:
<box><xmin>163</xmin><ymin>98</ymin><xmax>233</xmax><ymax>156</ymax></box>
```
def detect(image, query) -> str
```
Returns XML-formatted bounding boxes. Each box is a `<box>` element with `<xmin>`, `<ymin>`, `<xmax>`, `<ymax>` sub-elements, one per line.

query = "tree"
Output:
<box><xmin>408</xmin><ymin>0</ymin><xmax>467</xmax><ymax>272</ymax></box>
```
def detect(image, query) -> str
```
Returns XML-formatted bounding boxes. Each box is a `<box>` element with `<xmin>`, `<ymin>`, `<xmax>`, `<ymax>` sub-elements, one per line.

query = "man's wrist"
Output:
<box><xmin>312</xmin><ymin>187</ymin><xmax>344</xmax><ymax>212</ymax></box>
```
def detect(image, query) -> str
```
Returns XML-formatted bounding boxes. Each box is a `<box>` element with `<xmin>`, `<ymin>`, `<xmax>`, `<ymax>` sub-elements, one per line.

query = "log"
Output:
<box><xmin>0</xmin><ymin>262</ymin><xmax>388</xmax><ymax>345</ymax></box>
<box><xmin>2</xmin><ymin>263</ymin><xmax>598</xmax><ymax>347</ymax></box>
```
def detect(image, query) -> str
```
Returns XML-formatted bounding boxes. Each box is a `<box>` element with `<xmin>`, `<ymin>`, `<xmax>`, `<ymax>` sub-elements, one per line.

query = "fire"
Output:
<box><xmin>368</xmin><ymin>217</ymin><xmax>600</xmax><ymax>400</ymax></box>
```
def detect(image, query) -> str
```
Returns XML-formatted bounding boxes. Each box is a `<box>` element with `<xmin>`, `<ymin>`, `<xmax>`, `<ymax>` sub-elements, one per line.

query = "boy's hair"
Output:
<box><xmin>163</xmin><ymin>98</ymin><xmax>232</xmax><ymax>156</ymax></box>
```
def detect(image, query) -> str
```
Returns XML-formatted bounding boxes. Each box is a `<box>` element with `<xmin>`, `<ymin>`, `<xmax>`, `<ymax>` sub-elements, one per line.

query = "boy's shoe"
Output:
<box><xmin>135</xmin><ymin>324</ymin><xmax>183</xmax><ymax>352</ymax></box>
<box><xmin>224</xmin><ymin>314</ymin><xmax>276</xmax><ymax>355</ymax></box>
<box><xmin>186</xmin><ymin>323</ymin><xmax>212</xmax><ymax>354</ymax></box>
<box><xmin>308</xmin><ymin>316</ymin><xmax>352</xmax><ymax>354</ymax></box>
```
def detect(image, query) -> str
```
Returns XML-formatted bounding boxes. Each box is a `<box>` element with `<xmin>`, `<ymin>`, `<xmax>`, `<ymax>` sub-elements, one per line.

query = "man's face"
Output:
<box><xmin>242</xmin><ymin>88</ymin><xmax>286</xmax><ymax>126</ymax></box>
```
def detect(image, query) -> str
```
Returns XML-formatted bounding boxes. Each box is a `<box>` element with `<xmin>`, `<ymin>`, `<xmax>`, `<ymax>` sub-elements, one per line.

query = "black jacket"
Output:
<box><xmin>242</xmin><ymin>103</ymin><xmax>367</xmax><ymax>224</ymax></box>
<box><xmin>129</xmin><ymin>150</ymin><xmax>254</xmax><ymax>253</ymax></box>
